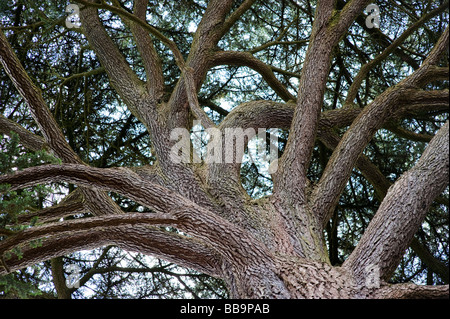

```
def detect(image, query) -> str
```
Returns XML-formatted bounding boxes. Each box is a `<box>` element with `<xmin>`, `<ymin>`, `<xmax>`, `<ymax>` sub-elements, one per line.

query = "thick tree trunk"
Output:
<box><xmin>1</xmin><ymin>0</ymin><xmax>448</xmax><ymax>299</ymax></box>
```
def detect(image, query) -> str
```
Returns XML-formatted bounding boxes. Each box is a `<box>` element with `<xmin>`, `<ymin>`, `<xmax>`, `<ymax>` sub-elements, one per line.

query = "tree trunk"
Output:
<box><xmin>1</xmin><ymin>0</ymin><xmax>448</xmax><ymax>299</ymax></box>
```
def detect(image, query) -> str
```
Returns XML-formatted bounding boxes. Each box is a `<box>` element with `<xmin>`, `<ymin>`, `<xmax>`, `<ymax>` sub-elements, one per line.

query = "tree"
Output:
<box><xmin>0</xmin><ymin>0</ymin><xmax>448</xmax><ymax>299</ymax></box>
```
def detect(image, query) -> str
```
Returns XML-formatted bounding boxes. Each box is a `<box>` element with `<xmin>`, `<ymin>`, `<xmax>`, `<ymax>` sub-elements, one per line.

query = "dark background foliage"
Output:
<box><xmin>0</xmin><ymin>0</ymin><xmax>448</xmax><ymax>298</ymax></box>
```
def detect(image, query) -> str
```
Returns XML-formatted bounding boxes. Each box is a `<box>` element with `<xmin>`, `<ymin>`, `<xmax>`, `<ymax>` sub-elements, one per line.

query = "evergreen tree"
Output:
<box><xmin>0</xmin><ymin>0</ymin><xmax>448</xmax><ymax>299</ymax></box>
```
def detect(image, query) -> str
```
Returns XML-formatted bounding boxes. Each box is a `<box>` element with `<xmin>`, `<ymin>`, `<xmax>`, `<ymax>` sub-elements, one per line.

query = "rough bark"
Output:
<box><xmin>1</xmin><ymin>0</ymin><xmax>448</xmax><ymax>299</ymax></box>
<box><xmin>0</xmin><ymin>28</ymin><xmax>125</xmax><ymax>217</ymax></box>
<box><xmin>343</xmin><ymin>121</ymin><xmax>449</xmax><ymax>287</ymax></box>
<box><xmin>312</xmin><ymin>27</ymin><xmax>449</xmax><ymax>227</ymax></box>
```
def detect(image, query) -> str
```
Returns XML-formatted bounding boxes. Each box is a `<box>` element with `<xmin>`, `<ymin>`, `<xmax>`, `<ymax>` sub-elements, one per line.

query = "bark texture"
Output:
<box><xmin>0</xmin><ymin>0</ymin><xmax>449</xmax><ymax>299</ymax></box>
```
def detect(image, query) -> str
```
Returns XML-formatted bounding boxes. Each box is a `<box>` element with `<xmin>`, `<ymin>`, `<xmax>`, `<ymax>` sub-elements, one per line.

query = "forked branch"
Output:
<box><xmin>312</xmin><ymin>27</ymin><xmax>449</xmax><ymax>227</ymax></box>
<box><xmin>274</xmin><ymin>0</ymin><xmax>370</xmax><ymax>204</ymax></box>
<box><xmin>343</xmin><ymin>121</ymin><xmax>449</xmax><ymax>286</ymax></box>
<box><xmin>0</xmin><ymin>163</ymin><xmax>271</xmax><ymax>265</ymax></box>
<box><xmin>0</xmin><ymin>114</ymin><xmax>47</xmax><ymax>152</ymax></box>
<box><xmin>1</xmin><ymin>28</ymin><xmax>123</xmax><ymax>217</ymax></box>
<box><xmin>0</xmin><ymin>224</ymin><xmax>222</xmax><ymax>277</ymax></box>
<box><xmin>0</xmin><ymin>30</ymin><xmax>82</xmax><ymax>164</ymax></box>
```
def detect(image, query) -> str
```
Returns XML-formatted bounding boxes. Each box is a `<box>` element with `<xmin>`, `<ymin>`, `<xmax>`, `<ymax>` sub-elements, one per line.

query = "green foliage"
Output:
<box><xmin>0</xmin><ymin>133</ymin><xmax>61</xmax><ymax>298</ymax></box>
<box><xmin>0</xmin><ymin>0</ymin><xmax>448</xmax><ymax>298</ymax></box>
<box><xmin>0</xmin><ymin>133</ymin><xmax>59</xmax><ymax>229</ymax></box>
<box><xmin>0</xmin><ymin>273</ymin><xmax>43</xmax><ymax>299</ymax></box>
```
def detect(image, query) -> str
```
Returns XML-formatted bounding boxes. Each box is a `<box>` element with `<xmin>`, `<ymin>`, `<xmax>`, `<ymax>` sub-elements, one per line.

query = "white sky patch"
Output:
<box><xmin>288</xmin><ymin>77</ymin><xmax>299</xmax><ymax>95</ymax></box>
<box><xmin>188</xmin><ymin>21</ymin><xmax>197</xmax><ymax>33</ymax></box>
<box><xmin>289</xmin><ymin>77</ymin><xmax>299</xmax><ymax>87</ymax></box>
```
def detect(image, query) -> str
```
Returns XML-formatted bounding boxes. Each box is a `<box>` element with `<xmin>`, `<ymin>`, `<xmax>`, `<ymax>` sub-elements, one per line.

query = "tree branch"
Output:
<box><xmin>337</xmin><ymin>0</ymin><xmax>419</xmax><ymax>70</ymax></box>
<box><xmin>221</xmin><ymin>0</ymin><xmax>259</xmax><ymax>37</ymax></box>
<box><xmin>373</xmin><ymin>283</ymin><xmax>449</xmax><ymax>299</ymax></box>
<box><xmin>385</xmin><ymin>124</ymin><xmax>434</xmax><ymax>143</ymax></box>
<box><xmin>0</xmin><ymin>224</ymin><xmax>222</xmax><ymax>277</ymax></box>
<box><xmin>210</xmin><ymin>51</ymin><xmax>296</xmax><ymax>102</ymax></box>
<box><xmin>0</xmin><ymin>30</ymin><xmax>82</xmax><ymax>164</ymax></box>
<box><xmin>345</xmin><ymin>1</ymin><xmax>449</xmax><ymax>105</ymax></box>
<box><xmin>312</xmin><ymin>27</ymin><xmax>449</xmax><ymax>227</ymax></box>
<box><xmin>318</xmin><ymin>129</ymin><xmax>450</xmax><ymax>283</ymax></box>
<box><xmin>0</xmin><ymin>163</ymin><xmax>272</xmax><ymax>265</ymax></box>
<box><xmin>334</xmin><ymin>0</ymin><xmax>371</xmax><ymax>35</ymax></box>
<box><xmin>0</xmin><ymin>164</ymin><xmax>182</xmax><ymax>215</ymax></box>
<box><xmin>273</xmin><ymin>0</ymin><xmax>369</xmax><ymax>205</ymax></box>
<box><xmin>410</xmin><ymin>237</ymin><xmax>450</xmax><ymax>283</ymax></box>
<box><xmin>76</xmin><ymin>0</ymin><xmax>186</xmax><ymax>68</ymax></box>
<box><xmin>165</xmin><ymin>0</ymin><xmax>235</xmax><ymax>129</ymax></box>
<box><xmin>183</xmin><ymin>66</ymin><xmax>216</xmax><ymax>129</ymax></box>
<box><xmin>343</xmin><ymin>121</ymin><xmax>449</xmax><ymax>286</ymax></box>
<box><xmin>214</xmin><ymin>88</ymin><xmax>446</xmax><ymax>146</ymax></box>
<box><xmin>78</xmin><ymin>1</ymin><xmax>148</xmax><ymax>118</ymax></box>
<box><xmin>129</xmin><ymin>0</ymin><xmax>165</xmax><ymax>99</ymax></box>
<box><xmin>400</xmin><ymin>89</ymin><xmax>449</xmax><ymax>116</ymax></box>
<box><xmin>1</xmin><ymin>28</ymin><xmax>124</xmax><ymax>217</ymax></box>
<box><xmin>0</xmin><ymin>114</ymin><xmax>47</xmax><ymax>152</ymax></box>
<box><xmin>14</xmin><ymin>189</ymin><xmax>86</xmax><ymax>225</ymax></box>
<box><xmin>316</xmin><ymin>129</ymin><xmax>392</xmax><ymax>201</ymax></box>
<box><xmin>0</xmin><ymin>213</ymin><xmax>177</xmax><ymax>255</ymax></box>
